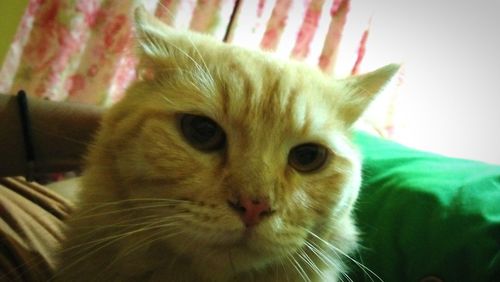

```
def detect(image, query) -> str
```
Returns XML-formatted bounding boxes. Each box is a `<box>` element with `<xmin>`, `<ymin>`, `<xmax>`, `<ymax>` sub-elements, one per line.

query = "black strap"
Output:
<box><xmin>16</xmin><ymin>90</ymin><xmax>36</xmax><ymax>181</ymax></box>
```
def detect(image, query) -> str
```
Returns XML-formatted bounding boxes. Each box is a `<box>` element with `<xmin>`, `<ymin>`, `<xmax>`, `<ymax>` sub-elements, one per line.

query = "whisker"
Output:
<box><xmin>54</xmin><ymin>218</ymin><xmax>186</xmax><ymax>275</ymax></box>
<box><xmin>154</xmin><ymin>1</ymin><xmax>176</xmax><ymax>24</ymax></box>
<box><xmin>304</xmin><ymin>240</ymin><xmax>338</xmax><ymax>278</ymax></box>
<box><xmin>79</xmin><ymin>197</ymin><xmax>192</xmax><ymax>208</ymax></box>
<box><xmin>184</xmin><ymin>35</ymin><xmax>217</xmax><ymax>94</ymax></box>
<box><xmin>308</xmin><ymin>239</ymin><xmax>353</xmax><ymax>282</ymax></box>
<box><xmin>51</xmin><ymin>217</ymin><xmax>177</xmax><ymax>281</ymax></box>
<box><xmin>278</xmin><ymin>258</ymin><xmax>290</xmax><ymax>282</ymax></box>
<box><xmin>65</xmin><ymin>213</ymin><xmax>191</xmax><ymax>246</ymax></box>
<box><xmin>305</xmin><ymin>229</ymin><xmax>382</xmax><ymax>282</ymax></box>
<box><xmin>286</xmin><ymin>254</ymin><xmax>311</xmax><ymax>282</ymax></box>
<box><xmin>57</xmin><ymin>220</ymin><xmax>159</xmax><ymax>256</ymax></box>
<box><xmin>75</xmin><ymin>198</ymin><xmax>193</xmax><ymax>218</ymax></box>
<box><xmin>70</xmin><ymin>204</ymin><xmax>179</xmax><ymax>222</ymax></box>
<box><xmin>0</xmin><ymin>211</ymin><xmax>180</xmax><ymax>281</ymax></box>
<box><xmin>100</xmin><ymin>223</ymin><xmax>185</xmax><ymax>276</ymax></box>
<box><xmin>159</xmin><ymin>39</ymin><xmax>215</xmax><ymax>92</ymax></box>
<box><xmin>297</xmin><ymin>249</ymin><xmax>324</xmax><ymax>280</ymax></box>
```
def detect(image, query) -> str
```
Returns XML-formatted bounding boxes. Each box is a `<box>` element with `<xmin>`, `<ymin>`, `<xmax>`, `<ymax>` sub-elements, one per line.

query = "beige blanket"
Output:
<box><xmin>0</xmin><ymin>177</ymin><xmax>73</xmax><ymax>282</ymax></box>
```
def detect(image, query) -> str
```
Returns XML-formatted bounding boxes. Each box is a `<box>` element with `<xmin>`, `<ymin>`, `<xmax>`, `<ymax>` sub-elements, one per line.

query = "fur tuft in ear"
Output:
<box><xmin>133</xmin><ymin>6</ymin><xmax>219</xmax><ymax>71</ymax></box>
<box><xmin>134</xmin><ymin>6</ymin><xmax>174</xmax><ymax>60</ymax></box>
<box><xmin>339</xmin><ymin>64</ymin><xmax>400</xmax><ymax>126</ymax></box>
<box><xmin>134</xmin><ymin>5</ymin><xmax>202</xmax><ymax>66</ymax></box>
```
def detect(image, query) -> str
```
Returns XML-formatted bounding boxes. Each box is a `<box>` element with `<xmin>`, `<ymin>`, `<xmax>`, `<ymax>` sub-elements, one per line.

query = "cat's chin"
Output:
<box><xmin>201</xmin><ymin>228</ymin><xmax>303</xmax><ymax>270</ymax></box>
<box><xmin>202</xmin><ymin>221</ymin><xmax>298</xmax><ymax>252</ymax></box>
<box><xmin>163</xmin><ymin>222</ymin><xmax>300</xmax><ymax>269</ymax></box>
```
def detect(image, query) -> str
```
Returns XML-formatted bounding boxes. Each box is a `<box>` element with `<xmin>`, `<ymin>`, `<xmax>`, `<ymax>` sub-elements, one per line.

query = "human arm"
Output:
<box><xmin>0</xmin><ymin>93</ymin><xmax>103</xmax><ymax>177</ymax></box>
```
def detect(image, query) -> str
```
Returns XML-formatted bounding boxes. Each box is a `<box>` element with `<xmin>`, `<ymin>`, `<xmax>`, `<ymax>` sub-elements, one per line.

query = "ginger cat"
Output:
<box><xmin>54</xmin><ymin>7</ymin><xmax>398</xmax><ymax>282</ymax></box>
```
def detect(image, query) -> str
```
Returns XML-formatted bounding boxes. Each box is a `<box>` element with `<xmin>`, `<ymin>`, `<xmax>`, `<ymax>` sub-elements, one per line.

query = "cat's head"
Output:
<box><xmin>84</xmin><ymin>7</ymin><xmax>398</xmax><ymax>275</ymax></box>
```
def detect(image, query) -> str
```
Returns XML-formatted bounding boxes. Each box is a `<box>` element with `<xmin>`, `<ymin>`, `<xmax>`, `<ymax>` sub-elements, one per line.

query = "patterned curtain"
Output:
<box><xmin>0</xmin><ymin>0</ymin><xmax>368</xmax><ymax>105</ymax></box>
<box><xmin>0</xmin><ymin>0</ymin><xmax>369</xmax><ymax>106</ymax></box>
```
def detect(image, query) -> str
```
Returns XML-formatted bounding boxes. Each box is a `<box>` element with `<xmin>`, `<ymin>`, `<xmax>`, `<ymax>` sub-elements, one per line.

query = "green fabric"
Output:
<box><xmin>351</xmin><ymin>132</ymin><xmax>500</xmax><ymax>282</ymax></box>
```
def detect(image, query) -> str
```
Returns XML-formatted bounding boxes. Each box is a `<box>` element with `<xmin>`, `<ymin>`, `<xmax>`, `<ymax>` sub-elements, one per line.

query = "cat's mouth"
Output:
<box><xmin>206</xmin><ymin>226</ymin><xmax>261</xmax><ymax>249</ymax></box>
<box><xmin>206</xmin><ymin>225</ymin><xmax>299</xmax><ymax>259</ymax></box>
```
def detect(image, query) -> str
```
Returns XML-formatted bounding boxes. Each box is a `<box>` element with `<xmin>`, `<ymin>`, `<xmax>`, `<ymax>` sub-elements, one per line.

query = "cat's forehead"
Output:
<box><xmin>208</xmin><ymin>49</ymin><xmax>339</xmax><ymax>141</ymax></box>
<box><xmin>136</xmin><ymin>14</ymin><xmax>398</xmax><ymax>146</ymax></box>
<box><xmin>141</xmin><ymin>34</ymin><xmax>347</xmax><ymax>146</ymax></box>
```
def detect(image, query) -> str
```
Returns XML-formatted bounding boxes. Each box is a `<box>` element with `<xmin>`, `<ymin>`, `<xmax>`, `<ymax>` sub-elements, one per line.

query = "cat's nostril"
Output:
<box><xmin>228</xmin><ymin>196</ymin><xmax>273</xmax><ymax>227</ymax></box>
<box><xmin>228</xmin><ymin>199</ymin><xmax>246</xmax><ymax>213</ymax></box>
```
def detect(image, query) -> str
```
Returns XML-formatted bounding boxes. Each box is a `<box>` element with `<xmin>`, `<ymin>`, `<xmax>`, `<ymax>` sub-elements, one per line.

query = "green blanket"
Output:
<box><xmin>352</xmin><ymin>132</ymin><xmax>500</xmax><ymax>282</ymax></box>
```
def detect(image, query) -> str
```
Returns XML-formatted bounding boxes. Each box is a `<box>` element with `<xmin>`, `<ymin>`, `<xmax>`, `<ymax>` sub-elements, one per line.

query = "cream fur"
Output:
<box><xmin>54</xmin><ymin>7</ymin><xmax>398</xmax><ymax>282</ymax></box>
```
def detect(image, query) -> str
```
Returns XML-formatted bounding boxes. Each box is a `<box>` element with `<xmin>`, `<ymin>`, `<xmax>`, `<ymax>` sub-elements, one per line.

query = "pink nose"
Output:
<box><xmin>228</xmin><ymin>196</ymin><xmax>272</xmax><ymax>227</ymax></box>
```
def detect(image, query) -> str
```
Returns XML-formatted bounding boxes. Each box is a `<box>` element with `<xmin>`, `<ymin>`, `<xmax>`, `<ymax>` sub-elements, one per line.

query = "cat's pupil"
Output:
<box><xmin>295</xmin><ymin>146</ymin><xmax>318</xmax><ymax>164</ymax></box>
<box><xmin>190</xmin><ymin>117</ymin><xmax>217</xmax><ymax>142</ymax></box>
<box><xmin>289</xmin><ymin>143</ymin><xmax>328</xmax><ymax>172</ymax></box>
<box><xmin>181</xmin><ymin>114</ymin><xmax>226</xmax><ymax>151</ymax></box>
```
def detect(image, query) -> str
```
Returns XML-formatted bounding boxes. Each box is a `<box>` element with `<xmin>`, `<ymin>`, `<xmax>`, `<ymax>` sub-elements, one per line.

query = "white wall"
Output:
<box><xmin>340</xmin><ymin>0</ymin><xmax>500</xmax><ymax>164</ymax></box>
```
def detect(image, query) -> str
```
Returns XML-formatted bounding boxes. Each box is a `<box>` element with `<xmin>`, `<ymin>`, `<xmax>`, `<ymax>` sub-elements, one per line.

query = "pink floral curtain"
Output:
<box><xmin>0</xmin><ymin>0</ymin><xmax>366</xmax><ymax>106</ymax></box>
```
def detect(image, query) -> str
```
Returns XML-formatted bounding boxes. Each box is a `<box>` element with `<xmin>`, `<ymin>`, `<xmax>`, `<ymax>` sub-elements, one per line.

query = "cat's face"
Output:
<box><xmin>84</xmin><ymin>8</ymin><xmax>397</xmax><ymax>274</ymax></box>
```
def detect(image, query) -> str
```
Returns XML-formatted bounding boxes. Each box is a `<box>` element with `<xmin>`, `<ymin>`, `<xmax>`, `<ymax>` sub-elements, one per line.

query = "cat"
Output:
<box><xmin>54</xmin><ymin>7</ymin><xmax>398</xmax><ymax>282</ymax></box>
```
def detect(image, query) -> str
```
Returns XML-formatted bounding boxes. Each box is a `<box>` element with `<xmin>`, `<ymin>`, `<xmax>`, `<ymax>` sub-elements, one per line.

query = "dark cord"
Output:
<box><xmin>16</xmin><ymin>90</ymin><xmax>36</xmax><ymax>181</ymax></box>
<box><xmin>223</xmin><ymin>0</ymin><xmax>241</xmax><ymax>43</ymax></box>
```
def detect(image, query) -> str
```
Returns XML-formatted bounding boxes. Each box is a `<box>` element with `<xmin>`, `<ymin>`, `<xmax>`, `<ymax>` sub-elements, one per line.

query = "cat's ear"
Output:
<box><xmin>133</xmin><ymin>6</ymin><xmax>188</xmax><ymax>63</ymax></box>
<box><xmin>339</xmin><ymin>64</ymin><xmax>400</xmax><ymax>126</ymax></box>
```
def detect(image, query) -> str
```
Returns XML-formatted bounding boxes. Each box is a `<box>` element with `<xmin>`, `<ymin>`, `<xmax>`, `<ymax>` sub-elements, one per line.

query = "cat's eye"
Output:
<box><xmin>180</xmin><ymin>114</ymin><xmax>226</xmax><ymax>151</ymax></box>
<box><xmin>288</xmin><ymin>143</ymin><xmax>328</xmax><ymax>172</ymax></box>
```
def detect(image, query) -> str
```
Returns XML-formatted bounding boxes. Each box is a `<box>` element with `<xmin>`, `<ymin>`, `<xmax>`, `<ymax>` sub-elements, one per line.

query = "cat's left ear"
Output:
<box><xmin>339</xmin><ymin>64</ymin><xmax>400</xmax><ymax>126</ymax></box>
